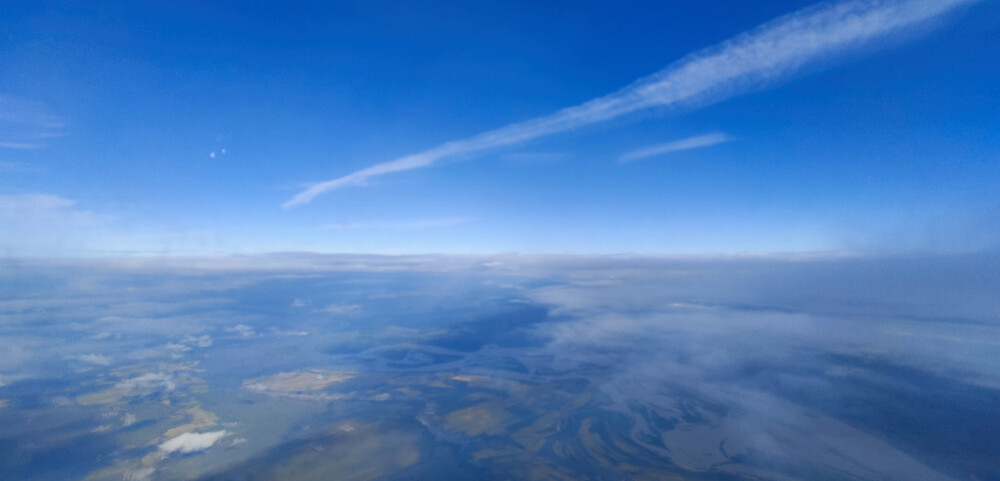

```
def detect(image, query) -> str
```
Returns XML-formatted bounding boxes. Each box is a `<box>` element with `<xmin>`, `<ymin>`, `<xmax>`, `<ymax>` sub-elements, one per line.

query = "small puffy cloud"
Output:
<box><xmin>74</xmin><ymin>354</ymin><xmax>112</xmax><ymax>366</ymax></box>
<box><xmin>291</xmin><ymin>299</ymin><xmax>307</xmax><ymax>308</ymax></box>
<box><xmin>226</xmin><ymin>324</ymin><xmax>254</xmax><ymax>337</ymax></box>
<box><xmin>122</xmin><ymin>412</ymin><xmax>137</xmax><ymax>427</ymax></box>
<box><xmin>209</xmin><ymin>152</ymin><xmax>216</xmax><ymax>159</ymax></box>
<box><xmin>184</xmin><ymin>334</ymin><xmax>212</xmax><ymax>347</ymax></box>
<box><xmin>159</xmin><ymin>430</ymin><xmax>228</xmax><ymax>454</ymax></box>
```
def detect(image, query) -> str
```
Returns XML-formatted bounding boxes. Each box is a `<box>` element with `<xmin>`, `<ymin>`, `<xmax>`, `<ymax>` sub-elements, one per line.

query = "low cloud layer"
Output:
<box><xmin>159</xmin><ymin>430</ymin><xmax>228</xmax><ymax>454</ymax></box>
<box><xmin>1</xmin><ymin>252</ymin><xmax>997</xmax><ymax>478</ymax></box>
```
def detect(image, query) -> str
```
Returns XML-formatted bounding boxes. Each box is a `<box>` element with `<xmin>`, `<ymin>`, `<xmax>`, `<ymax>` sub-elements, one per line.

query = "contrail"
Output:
<box><xmin>618</xmin><ymin>133</ymin><xmax>735</xmax><ymax>163</ymax></box>
<box><xmin>284</xmin><ymin>0</ymin><xmax>979</xmax><ymax>209</ymax></box>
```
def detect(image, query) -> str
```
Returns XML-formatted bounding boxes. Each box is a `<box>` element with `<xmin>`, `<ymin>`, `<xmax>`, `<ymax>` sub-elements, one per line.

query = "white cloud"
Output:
<box><xmin>209</xmin><ymin>152</ymin><xmax>216</xmax><ymax>158</ymax></box>
<box><xmin>0</xmin><ymin>194</ymin><xmax>108</xmax><ymax>225</ymax></box>
<box><xmin>166</xmin><ymin>342</ymin><xmax>191</xmax><ymax>352</ymax></box>
<box><xmin>183</xmin><ymin>334</ymin><xmax>212</xmax><ymax>347</ymax></box>
<box><xmin>74</xmin><ymin>354</ymin><xmax>112</xmax><ymax>366</ymax></box>
<box><xmin>159</xmin><ymin>430</ymin><xmax>228</xmax><ymax>454</ymax></box>
<box><xmin>116</xmin><ymin>373</ymin><xmax>175</xmax><ymax>394</ymax></box>
<box><xmin>0</xmin><ymin>193</ymin><xmax>115</xmax><ymax>256</ymax></box>
<box><xmin>317</xmin><ymin>304</ymin><xmax>360</xmax><ymax>315</ymax></box>
<box><xmin>123</xmin><ymin>467</ymin><xmax>155</xmax><ymax>481</ymax></box>
<box><xmin>226</xmin><ymin>324</ymin><xmax>255</xmax><ymax>337</ymax></box>
<box><xmin>284</xmin><ymin>0</ymin><xmax>980</xmax><ymax>208</ymax></box>
<box><xmin>122</xmin><ymin>412</ymin><xmax>137</xmax><ymax>427</ymax></box>
<box><xmin>618</xmin><ymin>133</ymin><xmax>734</xmax><ymax>162</ymax></box>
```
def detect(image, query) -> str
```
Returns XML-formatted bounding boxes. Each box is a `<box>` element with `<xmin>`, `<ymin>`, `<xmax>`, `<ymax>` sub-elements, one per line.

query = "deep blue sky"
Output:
<box><xmin>1</xmin><ymin>0</ymin><xmax>998</xmax><ymax>255</ymax></box>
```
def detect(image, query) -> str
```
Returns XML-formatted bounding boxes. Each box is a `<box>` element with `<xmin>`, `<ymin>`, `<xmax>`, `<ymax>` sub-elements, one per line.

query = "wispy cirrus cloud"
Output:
<box><xmin>284</xmin><ymin>0</ymin><xmax>980</xmax><ymax>208</ymax></box>
<box><xmin>72</xmin><ymin>354</ymin><xmax>113</xmax><ymax>366</ymax></box>
<box><xmin>618</xmin><ymin>133</ymin><xmax>735</xmax><ymax>162</ymax></box>
<box><xmin>0</xmin><ymin>194</ymin><xmax>111</xmax><ymax>227</ymax></box>
<box><xmin>0</xmin><ymin>94</ymin><xmax>65</xmax><ymax>149</ymax></box>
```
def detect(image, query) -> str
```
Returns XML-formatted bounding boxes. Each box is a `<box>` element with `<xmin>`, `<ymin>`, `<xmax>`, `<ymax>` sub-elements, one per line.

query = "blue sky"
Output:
<box><xmin>1</xmin><ymin>0</ymin><xmax>998</xmax><ymax>256</ymax></box>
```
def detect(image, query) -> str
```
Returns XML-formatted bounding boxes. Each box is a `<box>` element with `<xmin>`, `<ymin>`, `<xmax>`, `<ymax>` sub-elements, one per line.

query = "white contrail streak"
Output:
<box><xmin>284</xmin><ymin>0</ymin><xmax>979</xmax><ymax>208</ymax></box>
<box><xmin>618</xmin><ymin>133</ymin><xmax>735</xmax><ymax>162</ymax></box>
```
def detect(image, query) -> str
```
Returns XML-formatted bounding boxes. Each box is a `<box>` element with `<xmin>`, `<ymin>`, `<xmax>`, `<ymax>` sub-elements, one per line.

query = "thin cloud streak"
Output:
<box><xmin>321</xmin><ymin>217</ymin><xmax>475</xmax><ymax>231</ymax></box>
<box><xmin>0</xmin><ymin>94</ymin><xmax>65</xmax><ymax>149</ymax></box>
<box><xmin>0</xmin><ymin>142</ymin><xmax>40</xmax><ymax>150</ymax></box>
<box><xmin>284</xmin><ymin>0</ymin><xmax>979</xmax><ymax>208</ymax></box>
<box><xmin>618</xmin><ymin>133</ymin><xmax>735</xmax><ymax>162</ymax></box>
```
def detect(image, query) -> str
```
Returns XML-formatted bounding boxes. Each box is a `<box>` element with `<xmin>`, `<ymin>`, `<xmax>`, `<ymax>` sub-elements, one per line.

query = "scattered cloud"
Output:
<box><xmin>116</xmin><ymin>373</ymin><xmax>175</xmax><ymax>394</ymax></box>
<box><xmin>122</xmin><ymin>413</ymin><xmax>137</xmax><ymax>427</ymax></box>
<box><xmin>618</xmin><ymin>133</ymin><xmax>734</xmax><ymax>162</ymax></box>
<box><xmin>159</xmin><ymin>430</ymin><xmax>228</xmax><ymax>454</ymax></box>
<box><xmin>317</xmin><ymin>304</ymin><xmax>360</xmax><ymax>315</ymax></box>
<box><xmin>226</xmin><ymin>324</ymin><xmax>255</xmax><ymax>337</ymax></box>
<box><xmin>74</xmin><ymin>353</ymin><xmax>112</xmax><ymax>366</ymax></box>
<box><xmin>321</xmin><ymin>217</ymin><xmax>475</xmax><ymax>231</ymax></box>
<box><xmin>271</xmin><ymin>329</ymin><xmax>309</xmax><ymax>336</ymax></box>
<box><xmin>184</xmin><ymin>334</ymin><xmax>213</xmax><ymax>348</ymax></box>
<box><xmin>291</xmin><ymin>299</ymin><xmax>308</xmax><ymax>308</ymax></box>
<box><xmin>166</xmin><ymin>342</ymin><xmax>191</xmax><ymax>352</ymax></box>
<box><xmin>284</xmin><ymin>0</ymin><xmax>979</xmax><ymax>208</ymax></box>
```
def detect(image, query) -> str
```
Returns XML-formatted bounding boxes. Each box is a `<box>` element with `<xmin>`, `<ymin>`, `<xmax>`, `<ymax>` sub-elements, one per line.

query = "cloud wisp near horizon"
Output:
<box><xmin>283</xmin><ymin>0</ymin><xmax>980</xmax><ymax>209</ymax></box>
<box><xmin>320</xmin><ymin>217</ymin><xmax>475</xmax><ymax>231</ymax></box>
